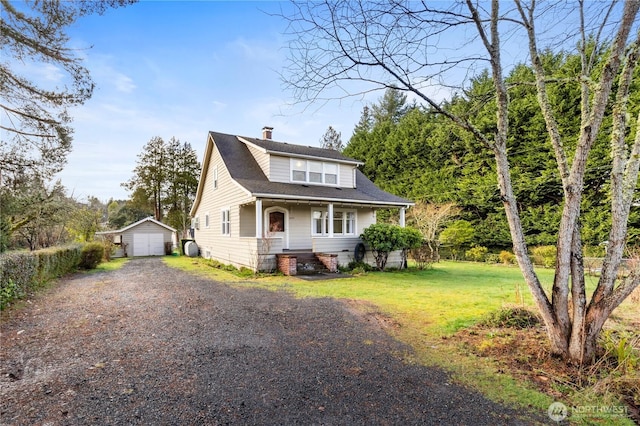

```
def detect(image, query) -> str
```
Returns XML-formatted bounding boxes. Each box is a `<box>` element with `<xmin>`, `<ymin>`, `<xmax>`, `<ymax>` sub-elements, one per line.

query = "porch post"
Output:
<box><xmin>255</xmin><ymin>199</ymin><xmax>263</xmax><ymax>237</ymax></box>
<box><xmin>328</xmin><ymin>203</ymin><xmax>334</xmax><ymax>238</ymax></box>
<box><xmin>399</xmin><ymin>207</ymin><xmax>406</xmax><ymax>227</ymax></box>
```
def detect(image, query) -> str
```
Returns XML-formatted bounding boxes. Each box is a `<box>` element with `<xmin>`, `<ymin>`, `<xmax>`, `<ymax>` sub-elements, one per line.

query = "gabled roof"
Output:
<box><xmin>96</xmin><ymin>217</ymin><xmax>177</xmax><ymax>235</ymax></box>
<box><xmin>190</xmin><ymin>131</ymin><xmax>412</xmax><ymax>215</ymax></box>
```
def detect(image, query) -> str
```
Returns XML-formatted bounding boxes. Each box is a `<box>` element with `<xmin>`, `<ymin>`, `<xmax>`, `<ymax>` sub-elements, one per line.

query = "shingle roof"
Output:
<box><xmin>238</xmin><ymin>135</ymin><xmax>363</xmax><ymax>164</ymax></box>
<box><xmin>211</xmin><ymin>131</ymin><xmax>411</xmax><ymax>207</ymax></box>
<box><xmin>96</xmin><ymin>216</ymin><xmax>177</xmax><ymax>234</ymax></box>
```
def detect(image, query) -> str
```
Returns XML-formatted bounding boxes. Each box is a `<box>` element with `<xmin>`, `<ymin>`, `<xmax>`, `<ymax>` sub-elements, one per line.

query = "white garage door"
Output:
<box><xmin>132</xmin><ymin>233</ymin><xmax>165</xmax><ymax>256</ymax></box>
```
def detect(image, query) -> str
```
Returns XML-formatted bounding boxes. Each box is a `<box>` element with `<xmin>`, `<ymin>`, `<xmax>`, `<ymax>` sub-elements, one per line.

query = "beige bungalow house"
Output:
<box><xmin>189</xmin><ymin>128</ymin><xmax>413</xmax><ymax>273</ymax></box>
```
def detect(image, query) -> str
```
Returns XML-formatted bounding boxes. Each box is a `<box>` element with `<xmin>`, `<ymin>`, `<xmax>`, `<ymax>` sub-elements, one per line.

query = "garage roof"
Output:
<box><xmin>96</xmin><ymin>217</ymin><xmax>177</xmax><ymax>235</ymax></box>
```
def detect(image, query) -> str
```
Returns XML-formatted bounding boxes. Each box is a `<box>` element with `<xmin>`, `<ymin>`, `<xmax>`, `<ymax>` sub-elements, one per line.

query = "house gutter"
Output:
<box><xmin>250</xmin><ymin>193</ymin><xmax>413</xmax><ymax>208</ymax></box>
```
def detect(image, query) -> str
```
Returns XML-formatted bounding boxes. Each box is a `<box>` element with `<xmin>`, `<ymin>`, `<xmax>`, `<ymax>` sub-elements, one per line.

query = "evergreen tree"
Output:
<box><xmin>123</xmin><ymin>136</ymin><xmax>167</xmax><ymax>221</ymax></box>
<box><xmin>371</xmin><ymin>87</ymin><xmax>409</xmax><ymax>125</ymax></box>
<box><xmin>122</xmin><ymin>136</ymin><xmax>200</xmax><ymax>233</ymax></box>
<box><xmin>0</xmin><ymin>0</ymin><xmax>135</xmax><ymax>178</ymax></box>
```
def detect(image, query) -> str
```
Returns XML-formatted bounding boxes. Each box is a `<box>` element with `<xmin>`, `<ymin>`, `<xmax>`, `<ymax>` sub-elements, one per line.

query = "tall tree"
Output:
<box><xmin>123</xmin><ymin>136</ymin><xmax>167</xmax><ymax>221</ymax></box>
<box><xmin>122</xmin><ymin>136</ymin><xmax>200</xmax><ymax>232</ymax></box>
<box><xmin>371</xmin><ymin>87</ymin><xmax>409</xmax><ymax>125</ymax></box>
<box><xmin>0</xmin><ymin>0</ymin><xmax>135</xmax><ymax>178</ymax></box>
<box><xmin>320</xmin><ymin>126</ymin><xmax>344</xmax><ymax>151</ymax></box>
<box><xmin>281</xmin><ymin>1</ymin><xmax>640</xmax><ymax>364</ymax></box>
<box><xmin>164</xmin><ymin>138</ymin><xmax>200</xmax><ymax>236</ymax></box>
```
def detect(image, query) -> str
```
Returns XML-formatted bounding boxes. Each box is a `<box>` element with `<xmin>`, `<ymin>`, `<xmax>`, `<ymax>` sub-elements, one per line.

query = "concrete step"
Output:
<box><xmin>296</xmin><ymin>254</ymin><xmax>328</xmax><ymax>275</ymax></box>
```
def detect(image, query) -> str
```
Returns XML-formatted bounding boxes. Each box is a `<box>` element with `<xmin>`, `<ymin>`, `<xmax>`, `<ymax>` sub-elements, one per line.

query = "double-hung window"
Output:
<box><xmin>292</xmin><ymin>159</ymin><xmax>307</xmax><ymax>182</ymax></box>
<box><xmin>308</xmin><ymin>161</ymin><xmax>323</xmax><ymax>183</ymax></box>
<box><xmin>324</xmin><ymin>163</ymin><xmax>338</xmax><ymax>185</ymax></box>
<box><xmin>221</xmin><ymin>209</ymin><xmax>230</xmax><ymax>235</ymax></box>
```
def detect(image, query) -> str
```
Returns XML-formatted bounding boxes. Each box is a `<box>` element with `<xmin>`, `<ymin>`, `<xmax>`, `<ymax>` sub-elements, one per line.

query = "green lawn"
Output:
<box><xmin>164</xmin><ymin>256</ymin><xmax>638</xmax><ymax>425</ymax></box>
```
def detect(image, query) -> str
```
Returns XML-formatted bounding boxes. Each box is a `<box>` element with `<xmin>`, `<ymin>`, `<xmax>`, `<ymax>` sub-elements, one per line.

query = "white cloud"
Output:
<box><xmin>113</xmin><ymin>73</ymin><xmax>136</xmax><ymax>93</ymax></box>
<box><xmin>228</xmin><ymin>37</ymin><xmax>281</xmax><ymax>63</ymax></box>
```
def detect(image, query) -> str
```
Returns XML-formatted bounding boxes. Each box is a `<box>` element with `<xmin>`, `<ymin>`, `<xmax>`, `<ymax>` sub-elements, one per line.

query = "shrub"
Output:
<box><xmin>479</xmin><ymin>307</ymin><xmax>540</xmax><ymax>329</ymax></box>
<box><xmin>600</xmin><ymin>330</ymin><xmax>639</xmax><ymax>374</ymax></box>
<box><xmin>439</xmin><ymin>220</ymin><xmax>475</xmax><ymax>260</ymax></box>
<box><xmin>80</xmin><ymin>243</ymin><xmax>105</xmax><ymax>269</ymax></box>
<box><xmin>361</xmin><ymin>223</ymin><xmax>404</xmax><ymax>271</ymax></box>
<box><xmin>485</xmin><ymin>253</ymin><xmax>500</xmax><ymax>264</ymax></box>
<box><xmin>398</xmin><ymin>227</ymin><xmax>423</xmax><ymax>268</ymax></box>
<box><xmin>530</xmin><ymin>245</ymin><xmax>557</xmax><ymax>267</ymax></box>
<box><xmin>499</xmin><ymin>250</ymin><xmax>516</xmax><ymax>265</ymax></box>
<box><xmin>342</xmin><ymin>261</ymin><xmax>375</xmax><ymax>274</ymax></box>
<box><xmin>410</xmin><ymin>243</ymin><xmax>437</xmax><ymax>270</ymax></box>
<box><xmin>465</xmin><ymin>245</ymin><xmax>488</xmax><ymax>262</ymax></box>
<box><xmin>101</xmin><ymin>237</ymin><xmax>114</xmax><ymax>262</ymax></box>
<box><xmin>1</xmin><ymin>279</ymin><xmax>22</xmax><ymax>310</ymax></box>
<box><xmin>0</xmin><ymin>245</ymin><xmax>83</xmax><ymax>309</ymax></box>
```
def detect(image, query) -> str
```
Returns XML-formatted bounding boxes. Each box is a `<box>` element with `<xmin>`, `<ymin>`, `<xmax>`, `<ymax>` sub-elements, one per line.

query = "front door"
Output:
<box><xmin>265</xmin><ymin>208</ymin><xmax>288</xmax><ymax>249</ymax></box>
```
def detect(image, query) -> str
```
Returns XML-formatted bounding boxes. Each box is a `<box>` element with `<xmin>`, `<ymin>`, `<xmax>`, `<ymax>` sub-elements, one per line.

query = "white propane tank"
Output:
<box><xmin>185</xmin><ymin>241</ymin><xmax>199</xmax><ymax>257</ymax></box>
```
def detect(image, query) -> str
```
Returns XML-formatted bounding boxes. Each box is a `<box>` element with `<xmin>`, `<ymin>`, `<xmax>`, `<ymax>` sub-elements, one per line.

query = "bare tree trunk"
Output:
<box><xmin>513</xmin><ymin>0</ymin><xmax>640</xmax><ymax>363</ymax></box>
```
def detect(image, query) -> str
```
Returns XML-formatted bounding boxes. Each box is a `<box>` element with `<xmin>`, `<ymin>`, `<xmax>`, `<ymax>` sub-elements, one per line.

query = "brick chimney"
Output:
<box><xmin>262</xmin><ymin>126</ymin><xmax>273</xmax><ymax>140</ymax></box>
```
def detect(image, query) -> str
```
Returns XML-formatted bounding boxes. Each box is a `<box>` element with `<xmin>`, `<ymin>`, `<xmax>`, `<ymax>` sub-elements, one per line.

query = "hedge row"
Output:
<box><xmin>0</xmin><ymin>244</ymin><xmax>84</xmax><ymax>310</ymax></box>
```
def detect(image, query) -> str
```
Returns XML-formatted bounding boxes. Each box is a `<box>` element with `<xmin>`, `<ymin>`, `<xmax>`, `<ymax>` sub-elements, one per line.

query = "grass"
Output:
<box><xmin>86</xmin><ymin>257</ymin><xmax>130</xmax><ymax>274</ymax></box>
<box><xmin>164</xmin><ymin>256</ymin><xmax>638</xmax><ymax>424</ymax></box>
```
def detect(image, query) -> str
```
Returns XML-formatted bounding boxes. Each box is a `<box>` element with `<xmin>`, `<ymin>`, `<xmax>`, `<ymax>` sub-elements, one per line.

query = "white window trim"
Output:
<box><xmin>311</xmin><ymin>210</ymin><xmax>329</xmax><ymax>236</ymax></box>
<box><xmin>205</xmin><ymin>212</ymin><xmax>210</xmax><ymax>228</ymax></box>
<box><xmin>221</xmin><ymin>208</ymin><xmax>230</xmax><ymax>236</ymax></box>
<box><xmin>213</xmin><ymin>166</ymin><xmax>218</xmax><ymax>190</ymax></box>
<box><xmin>290</xmin><ymin>158</ymin><xmax>340</xmax><ymax>186</ymax></box>
<box><xmin>311</xmin><ymin>208</ymin><xmax>356</xmax><ymax>236</ymax></box>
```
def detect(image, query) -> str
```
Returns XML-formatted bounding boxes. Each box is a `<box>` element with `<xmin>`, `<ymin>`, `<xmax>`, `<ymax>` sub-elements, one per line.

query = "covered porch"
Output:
<box><xmin>238</xmin><ymin>197</ymin><xmax>408</xmax><ymax>273</ymax></box>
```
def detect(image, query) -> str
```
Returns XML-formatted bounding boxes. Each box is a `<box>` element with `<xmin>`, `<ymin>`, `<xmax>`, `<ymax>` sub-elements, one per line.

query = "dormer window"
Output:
<box><xmin>292</xmin><ymin>159</ymin><xmax>307</xmax><ymax>182</ymax></box>
<box><xmin>309</xmin><ymin>161</ymin><xmax>323</xmax><ymax>183</ymax></box>
<box><xmin>290</xmin><ymin>158</ymin><xmax>339</xmax><ymax>185</ymax></box>
<box><xmin>324</xmin><ymin>163</ymin><xmax>338</xmax><ymax>184</ymax></box>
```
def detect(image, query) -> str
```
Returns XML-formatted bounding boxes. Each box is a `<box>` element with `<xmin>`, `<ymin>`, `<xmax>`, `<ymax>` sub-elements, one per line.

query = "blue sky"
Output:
<box><xmin>58</xmin><ymin>1</ymin><xmax>372</xmax><ymax>202</ymax></box>
<box><xmin>28</xmin><ymin>1</ymin><xmax>629</xmax><ymax>203</ymax></box>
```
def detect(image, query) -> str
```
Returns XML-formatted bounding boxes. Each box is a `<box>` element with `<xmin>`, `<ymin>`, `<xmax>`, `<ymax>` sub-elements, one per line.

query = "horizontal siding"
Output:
<box><xmin>200</xmin><ymin>237</ymin><xmax>282</xmax><ymax>271</ymax></box>
<box><xmin>287</xmin><ymin>205</ymin><xmax>311</xmax><ymax>250</ymax></box>
<box><xmin>192</xmin><ymin>142</ymin><xmax>253</xmax><ymax>265</ymax></box>
<box><xmin>312</xmin><ymin>237</ymin><xmax>403</xmax><ymax>269</ymax></box>
<box><xmin>247</xmin><ymin>144</ymin><xmax>270</xmax><ymax>177</ymax></box>
<box><xmin>340</xmin><ymin>164</ymin><xmax>354</xmax><ymax>188</ymax></box>
<box><xmin>270</xmin><ymin>155</ymin><xmax>290</xmax><ymax>182</ymax></box>
<box><xmin>239</xmin><ymin>204</ymin><xmax>256</xmax><ymax>237</ymax></box>
<box><xmin>357</xmin><ymin>208</ymin><xmax>376</xmax><ymax>234</ymax></box>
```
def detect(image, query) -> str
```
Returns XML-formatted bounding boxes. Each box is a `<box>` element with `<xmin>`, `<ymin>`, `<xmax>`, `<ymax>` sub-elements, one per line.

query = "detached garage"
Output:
<box><xmin>96</xmin><ymin>217</ymin><xmax>177</xmax><ymax>257</ymax></box>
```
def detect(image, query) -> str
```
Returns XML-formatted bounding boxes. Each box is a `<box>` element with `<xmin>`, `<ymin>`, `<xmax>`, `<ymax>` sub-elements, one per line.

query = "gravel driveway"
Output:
<box><xmin>1</xmin><ymin>258</ymin><xmax>542</xmax><ymax>425</ymax></box>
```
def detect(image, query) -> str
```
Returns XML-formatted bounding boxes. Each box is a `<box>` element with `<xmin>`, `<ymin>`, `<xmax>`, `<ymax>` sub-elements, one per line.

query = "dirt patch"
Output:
<box><xmin>455</xmin><ymin>323</ymin><xmax>640</xmax><ymax>424</ymax></box>
<box><xmin>1</xmin><ymin>258</ymin><xmax>540</xmax><ymax>425</ymax></box>
<box><xmin>342</xmin><ymin>299</ymin><xmax>402</xmax><ymax>331</ymax></box>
